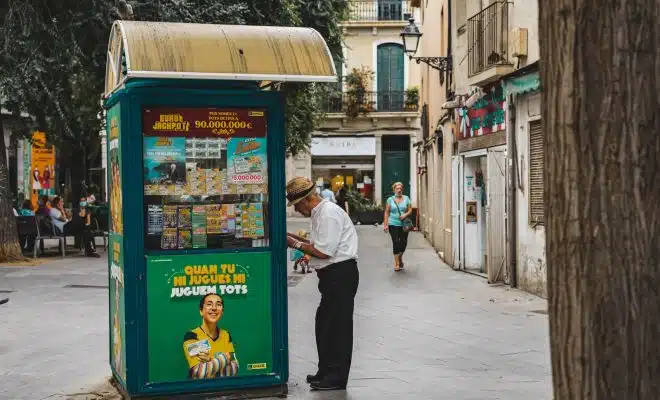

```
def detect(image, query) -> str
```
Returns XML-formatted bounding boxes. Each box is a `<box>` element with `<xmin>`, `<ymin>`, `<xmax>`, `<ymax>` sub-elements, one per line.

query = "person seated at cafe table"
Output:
<box><xmin>36</xmin><ymin>195</ymin><xmax>51</xmax><ymax>217</ymax></box>
<box><xmin>49</xmin><ymin>196</ymin><xmax>100</xmax><ymax>258</ymax></box>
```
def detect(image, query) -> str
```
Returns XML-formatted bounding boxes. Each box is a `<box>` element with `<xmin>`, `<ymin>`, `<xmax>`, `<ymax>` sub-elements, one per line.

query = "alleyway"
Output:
<box><xmin>0</xmin><ymin>222</ymin><xmax>552</xmax><ymax>400</ymax></box>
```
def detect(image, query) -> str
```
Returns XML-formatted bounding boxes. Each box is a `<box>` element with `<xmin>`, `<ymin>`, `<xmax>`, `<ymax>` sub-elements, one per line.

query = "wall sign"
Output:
<box><xmin>310</xmin><ymin>137</ymin><xmax>376</xmax><ymax>156</ymax></box>
<box><xmin>143</xmin><ymin>108</ymin><xmax>266</xmax><ymax>138</ymax></box>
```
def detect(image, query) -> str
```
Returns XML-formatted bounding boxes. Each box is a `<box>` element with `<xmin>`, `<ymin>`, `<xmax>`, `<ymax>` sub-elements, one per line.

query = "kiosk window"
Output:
<box><xmin>142</xmin><ymin>107</ymin><xmax>269</xmax><ymax>251</ymax></box>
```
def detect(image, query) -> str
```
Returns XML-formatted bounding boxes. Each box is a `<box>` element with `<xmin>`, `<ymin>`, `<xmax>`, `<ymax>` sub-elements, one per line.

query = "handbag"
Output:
<box><xmin>393</xmin><ymin>197</ymin><xmax>414</xmax><ymax>232</ymax></box>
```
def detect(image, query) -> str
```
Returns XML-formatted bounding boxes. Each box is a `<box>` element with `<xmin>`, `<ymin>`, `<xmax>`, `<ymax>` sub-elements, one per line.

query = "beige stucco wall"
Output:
<box><xmin>510</xmin><ymin>0</ymin><xmax>539</xmax><ymax>66</ymax></box>
<box><xmin>342</xmin><ymin>25</ymin><xmax>421</xmax><ymax>91</ymax></box>
<box><xmin>453</xmin><ymin>0</ymin><xmax>540</xmax><ymax>95</ymax></box>
<box><xmin>513</xmin><ymin>92</ymin><xmax>546</xmax><ymax>297</ymax></box>
<box><xmin>413</xmin><ymin>0</ymin><xmax>453</xmax><ymax>262</ymax></box>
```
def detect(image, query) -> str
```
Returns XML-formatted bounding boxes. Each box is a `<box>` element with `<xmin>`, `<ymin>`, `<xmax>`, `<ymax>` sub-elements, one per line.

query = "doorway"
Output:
<box><xmin>455</xmin><ymin>146</ymin><xmax>506</xmax><ymax>280</ymax></box>
<box><xmin>461</xmin><ymin>152</ymin><xmax>488</xmax><ymax>276</ymax></box>
<box><xmin>381</xmin><ymin>135</ymin><xmax>410</xmax><ymax>202</ymax></box>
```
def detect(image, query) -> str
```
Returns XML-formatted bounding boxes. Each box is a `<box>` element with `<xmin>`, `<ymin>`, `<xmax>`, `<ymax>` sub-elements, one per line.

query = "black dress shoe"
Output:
<box><xmin>310</xmin><ymin>380</ymin><xmax>347</xmax><ymax>391</ymax></box>
<box><xmin>306</xmin><ymin>373</ymin><xmax>322</xmax><ymax>383</ymax></box>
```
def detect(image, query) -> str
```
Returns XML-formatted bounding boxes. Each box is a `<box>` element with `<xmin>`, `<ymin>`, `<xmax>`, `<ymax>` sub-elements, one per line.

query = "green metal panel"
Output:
<box><xmin>103</xmin><ymin>79</ymin><xmax>288</xmax><ymax>399</ymax></box>
<box><xmin>381</xmin><ymin>150</ymin><xmax>410</xmax><ymax>202</ymax></box>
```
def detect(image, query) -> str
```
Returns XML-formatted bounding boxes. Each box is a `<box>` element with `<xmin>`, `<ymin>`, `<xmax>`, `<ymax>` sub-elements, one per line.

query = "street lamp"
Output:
<box><xmin>400</xmin><ymin>18</ymin><xmax>452</xmax><ymax>85</ymax></box>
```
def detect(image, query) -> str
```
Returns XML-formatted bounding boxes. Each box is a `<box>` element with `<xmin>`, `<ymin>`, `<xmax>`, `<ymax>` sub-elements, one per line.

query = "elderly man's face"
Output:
<box><xmin>294</xmin><ymin>197</ymin><xmax>313</xmax><ymax>217</ymax></box>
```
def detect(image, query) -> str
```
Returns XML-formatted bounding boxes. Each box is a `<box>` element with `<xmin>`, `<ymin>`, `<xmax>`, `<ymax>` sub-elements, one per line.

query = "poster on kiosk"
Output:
<box><xmin>142</xmin><ymin>107</ymin><xmax>274</xmax><ymax>382</ymax></box>
<box><xmin>103</xmin><ymin>20</ymin><xmax>337</xmax><ymax>399</ymax></box>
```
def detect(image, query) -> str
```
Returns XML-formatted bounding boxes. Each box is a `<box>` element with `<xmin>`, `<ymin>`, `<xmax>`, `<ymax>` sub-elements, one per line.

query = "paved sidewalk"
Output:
<box><xmin>0</xmin><ymin>223</ymin><xmax>552</xmax><ymax>400</ymax></box>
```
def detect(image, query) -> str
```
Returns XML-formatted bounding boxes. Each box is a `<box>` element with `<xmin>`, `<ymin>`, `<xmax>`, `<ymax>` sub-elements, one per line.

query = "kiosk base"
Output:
<box><xmin>112</xmin><ymin>379</ymin><xmax>288</xmax><ymax>400</ymax></box>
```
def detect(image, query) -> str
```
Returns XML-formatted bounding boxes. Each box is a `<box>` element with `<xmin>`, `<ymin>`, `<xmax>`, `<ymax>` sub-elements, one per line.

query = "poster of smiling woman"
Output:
<box><xmin>183</xmin><ymin>293</ymin><xmax>239</xmax><ymax>379</ymax></box>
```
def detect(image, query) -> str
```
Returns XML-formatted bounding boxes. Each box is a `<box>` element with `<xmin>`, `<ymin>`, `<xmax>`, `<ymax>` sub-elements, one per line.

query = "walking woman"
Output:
<box><xmin>383</xmin><ymin>182</ymin><xmax>412</xmax><ymax>271</ymax></box>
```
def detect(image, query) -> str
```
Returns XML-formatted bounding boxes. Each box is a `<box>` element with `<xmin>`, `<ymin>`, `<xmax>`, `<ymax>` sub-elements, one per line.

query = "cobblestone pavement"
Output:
<box><xmin>0</xmin><ymin>222</ymin><xmax>552</xmax><ymax>400</ymax></box>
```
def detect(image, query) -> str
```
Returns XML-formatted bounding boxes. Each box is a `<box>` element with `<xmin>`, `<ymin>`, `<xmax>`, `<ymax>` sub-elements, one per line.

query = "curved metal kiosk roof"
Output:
<box><xmin>104</xmin><ymin>20</ymin><xmax>337</xmax><ymax>97</ymax></box>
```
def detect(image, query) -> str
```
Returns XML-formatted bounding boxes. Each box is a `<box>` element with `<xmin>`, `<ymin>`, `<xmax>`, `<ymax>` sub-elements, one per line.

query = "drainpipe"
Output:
<box><xmin>446</xmin><ymin>0</ymin><xmax>452</xmax><ymax>100</ymax></box>
<box><xmin>506</xmin><ymin>92</ymin><xmax>518</xmax><ymax>287</ymax></box>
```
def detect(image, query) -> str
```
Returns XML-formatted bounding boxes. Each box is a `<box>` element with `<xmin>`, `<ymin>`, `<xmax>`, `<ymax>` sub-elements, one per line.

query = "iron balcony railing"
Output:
<box><xmin>322</xmin><ymin>91</ymin><xmax>419</xmax><ymax>114</ymax></box>
<box><xmin>347</xmin><ymin>0</ymin><xmax>412</xmax><ymax>22</ymax></box>
<box><xmin>467</xmin><ymin>1</ymin><xmax>512</xmax><ymax>76</ymax></box>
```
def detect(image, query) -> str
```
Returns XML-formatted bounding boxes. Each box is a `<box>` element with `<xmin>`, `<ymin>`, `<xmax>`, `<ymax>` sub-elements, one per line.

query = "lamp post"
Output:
<box><xmin>400</xmin><ymin>18</ymin><xmax>452</xmax><ymax>85</ymax></box>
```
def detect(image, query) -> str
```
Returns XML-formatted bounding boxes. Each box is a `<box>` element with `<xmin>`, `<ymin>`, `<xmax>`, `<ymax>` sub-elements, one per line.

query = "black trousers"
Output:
<box><xmin>58</xmin><ymin>217</ymin><xmax>96</xmax><ymax>253</ymax></box>
<box><xmin>388</xmin><ymin>225</ymin><xmax>409</xmax><ymax>255</ymax></box>
<box><xmin>315</xmin><ymin>258</ymin><xmax>359</xmax><ymax>384</ymax></box>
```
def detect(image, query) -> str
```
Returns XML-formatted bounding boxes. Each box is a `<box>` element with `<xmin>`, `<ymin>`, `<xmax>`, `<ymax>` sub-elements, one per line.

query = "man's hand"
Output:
<box><xmin>287</xmin><ymin>232</ymin><xmax>309</xmax><ymax>243</ymax></box>
<box><xmin>286</xmin><ymin>235</ymin><xmax>300</xmax><ymax>249</ymax></box>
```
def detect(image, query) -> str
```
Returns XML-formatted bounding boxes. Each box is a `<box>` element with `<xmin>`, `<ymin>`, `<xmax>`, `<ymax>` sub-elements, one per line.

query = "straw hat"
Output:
<box><xmin>286</xmin><ymin>177</ymin><xmax>315</xmax><ymax>207</ymax></box>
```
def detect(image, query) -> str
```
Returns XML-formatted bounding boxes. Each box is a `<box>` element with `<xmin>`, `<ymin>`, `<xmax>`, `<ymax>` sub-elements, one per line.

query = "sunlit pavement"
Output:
<box><xmin>0</xmin><ymin>223</ymin><xmax>551</xmax><ymax>400</ymax></box>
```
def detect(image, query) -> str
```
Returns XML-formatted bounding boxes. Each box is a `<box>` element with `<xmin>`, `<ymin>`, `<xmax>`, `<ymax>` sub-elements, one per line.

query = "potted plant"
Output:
<box><xmin>345</xmin><ymin>190</ymin><xmax>383</xmax><ymax>225</ymax></box>
<box><xmin>344</xmin><ymin>66</ymin><xmax>374</xmax><ymax>118</ymax></box>
<box><xmin>357</xmin><ymin>200</ymin><xmax>384</xmax><ymax>225</ymax></box>
<box><xmin>405</xmin><ymin>86</ymin><xmax>419</xmax><ymax>111</ymax></box>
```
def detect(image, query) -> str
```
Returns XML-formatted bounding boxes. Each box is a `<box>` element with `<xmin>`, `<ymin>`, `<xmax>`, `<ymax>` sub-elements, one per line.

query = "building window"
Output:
<box><xmin>528</xmin><ymin>119</ymin><xmax>544</xmax><ymax>225</ymax></box>
<box><xmin>376</xmin><ymin>43</ymin><xmax>405</xmax><ymax>111</ymax></box>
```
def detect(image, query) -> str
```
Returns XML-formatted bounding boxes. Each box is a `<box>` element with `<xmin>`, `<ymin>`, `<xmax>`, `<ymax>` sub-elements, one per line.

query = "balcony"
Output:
<box><xmin>467</xmin><ymin>1</ymin><xmax>514</xmax><ymax>87</ymax></box>
<box><xmin>322</xmin><ymin>90</ymin><xmax>419</xmax><ymax>114</ymax></box>
<box><xmin>343</xmin><ymin>1</ymin><xmax>412</xmax><ymax>25</ymax></box>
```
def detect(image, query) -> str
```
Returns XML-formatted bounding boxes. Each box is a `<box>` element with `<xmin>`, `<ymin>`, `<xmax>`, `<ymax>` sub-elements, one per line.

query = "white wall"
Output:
<box><xmin>510</xmin><ymin>0</ymin><xmax>540</xmax><ymax>65</ymax></box>
<box><xmin>285</xmin><ymin>152</ymin><xmax>312</xmax><ymax>217</ymax></box>
<box><xmin>514</xmin><ymin>91</ymin><xmax>546</xmax><ymax>297</ymax></box>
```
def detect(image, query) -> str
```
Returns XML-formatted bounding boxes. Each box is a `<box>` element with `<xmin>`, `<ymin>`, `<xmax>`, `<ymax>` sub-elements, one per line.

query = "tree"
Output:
<box><xmin>539</xmin><ymin>1</ymin><xmax>660</xmax><ymax>398</ymax></box>
<box><xmin>0</xmin><ymin>0</ymin><xmax>347</xmax><ymax>260</ymax></box>
<box><xmin>0</xmin><ymin>104</ymin><xmax>23</xmax><ymax>262</ymax></box>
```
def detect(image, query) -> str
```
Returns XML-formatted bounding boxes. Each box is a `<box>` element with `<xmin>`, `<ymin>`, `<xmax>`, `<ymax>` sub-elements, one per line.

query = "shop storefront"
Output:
<box><xmin>452</xmin><ymin>84</ymin><xmax>507</xmax><ymax>283</ymax></box>
<box><xmin>310</xmin><ymin>136</ymin><xmax>376</xmax><ymax>200</ymax></box>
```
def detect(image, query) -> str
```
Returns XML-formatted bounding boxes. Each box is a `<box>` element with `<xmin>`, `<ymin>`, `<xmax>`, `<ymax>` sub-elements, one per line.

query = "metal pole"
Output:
<box><xmin>506</xmin><ymin>92</ymin><xmax>517</xmax><ymax>287</ymax></box>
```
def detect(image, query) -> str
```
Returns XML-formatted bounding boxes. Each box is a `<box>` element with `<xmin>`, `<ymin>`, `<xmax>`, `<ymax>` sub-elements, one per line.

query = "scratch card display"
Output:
<box><xmin>177</xmin><ymin>206</ymin><xmax>192</xmax><ymax>229</ymax></box>
<box><xmin>147</xmin><ymin>205</ymin><xmax>164</xmax><ymax>236</ymax></box>
<box><xmin>227</xmin><ymin>138</ymin><xmax>267</xmax><ymax>184</ymax></box>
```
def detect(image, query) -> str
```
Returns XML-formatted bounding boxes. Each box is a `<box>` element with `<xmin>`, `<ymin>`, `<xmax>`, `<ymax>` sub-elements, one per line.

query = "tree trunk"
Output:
<box><xmin>0</xmin><ymin>113</ymin><xmax>24</xmax><ymax>262</ymax></box>
<box><xmin>540</xmin><ymin>1</ymin><xmax>660</xmax><ymax>399</ymax></box>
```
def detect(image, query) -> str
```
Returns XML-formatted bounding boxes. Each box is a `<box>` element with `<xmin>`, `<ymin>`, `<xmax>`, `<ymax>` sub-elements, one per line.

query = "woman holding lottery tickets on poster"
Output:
<box><xmin>183</xmin><ymin>293</ymin><xmax>239</xmax><ymax>379</ymax></box>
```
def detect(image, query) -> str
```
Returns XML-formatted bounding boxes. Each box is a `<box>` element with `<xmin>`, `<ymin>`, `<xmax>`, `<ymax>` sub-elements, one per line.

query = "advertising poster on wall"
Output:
<box><xmin>146</xmin><ymin>252</ymin><xmax>273</xmax><ymax>383</ymax></box>
<box><xmin>108</xmin><ymin>106</ymin><xmax>123</xmax><ymax>234</ymax></box>
<box><xmin>227</xmin><ymin>138</ymin><xmax>267</xmax><ymax>185</ymax></box>
<box><xmin>142</xmin><ymin>107</ymin><xmax>269</xmax><ymax>251</ymax></box>
<box><xmin>29</xmin><ymin>131</ymin><xmax>56</xmax><ymax>209</ymax></box>
<box><xmin>106</xmin><ymin>103</ymin><xmax>127</xmax><ymax>383</ymax></box>
<box><xmin>109</xmin><ymin>233</ymin><xmax>127</xmax><ymax>382</ymax></box>
<box><xmin>144</xmin><ymin>137</ymin><xmax>187</xmax><ymax>186</ymax></box>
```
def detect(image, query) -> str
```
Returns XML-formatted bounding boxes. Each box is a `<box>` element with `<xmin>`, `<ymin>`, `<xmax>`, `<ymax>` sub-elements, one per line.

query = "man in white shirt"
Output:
<box><xmin>286</xmin><ymin>177</ymin><xmax>359</xmax><ymax>391</ymax></box>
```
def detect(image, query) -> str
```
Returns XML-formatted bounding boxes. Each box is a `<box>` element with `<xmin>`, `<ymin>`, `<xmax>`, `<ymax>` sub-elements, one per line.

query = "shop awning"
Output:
<box><xmin>105</xmin><ymin>21</ymin><xmax>337</xmax><ymax>96</ymax></box>
<box><xmin>502</xmin><ymin>61</ymin><xmax>540</xmax><ymax>96</ymax></box>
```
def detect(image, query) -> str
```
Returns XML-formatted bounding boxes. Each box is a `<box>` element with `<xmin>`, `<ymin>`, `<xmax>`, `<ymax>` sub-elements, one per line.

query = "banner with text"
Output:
<box><xmin>142</xmin><ymin>108</ymin><xmax>267</xmax><ymax>138</ymax></box>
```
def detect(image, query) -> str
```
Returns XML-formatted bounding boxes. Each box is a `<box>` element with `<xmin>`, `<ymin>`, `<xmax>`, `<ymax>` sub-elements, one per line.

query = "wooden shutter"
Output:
<box><xmin>528</xmin><ymin>120</ymin><xmax>544</xmax><ymax>225</ymax></box>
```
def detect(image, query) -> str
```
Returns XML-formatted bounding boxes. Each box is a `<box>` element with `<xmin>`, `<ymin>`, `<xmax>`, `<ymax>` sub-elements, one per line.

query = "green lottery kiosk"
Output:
<box><xmin>103</xmin><ymin>21</ymin><xmax>336</xmax><ymax>399</ymax></box>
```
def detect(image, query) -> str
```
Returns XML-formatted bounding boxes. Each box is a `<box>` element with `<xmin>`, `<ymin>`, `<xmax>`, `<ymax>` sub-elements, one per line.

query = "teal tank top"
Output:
<box><xmin>387</xmin><ymin>195</ymin><xmax>410</xmax><ymax>227</ymax></box>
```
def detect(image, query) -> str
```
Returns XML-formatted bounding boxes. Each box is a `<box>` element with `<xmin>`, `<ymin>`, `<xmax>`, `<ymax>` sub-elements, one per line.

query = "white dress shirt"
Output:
<box><xmin>309</xmin><ymin>199</ymin><xmax>358</xmax><ymax>270</ymax></box>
